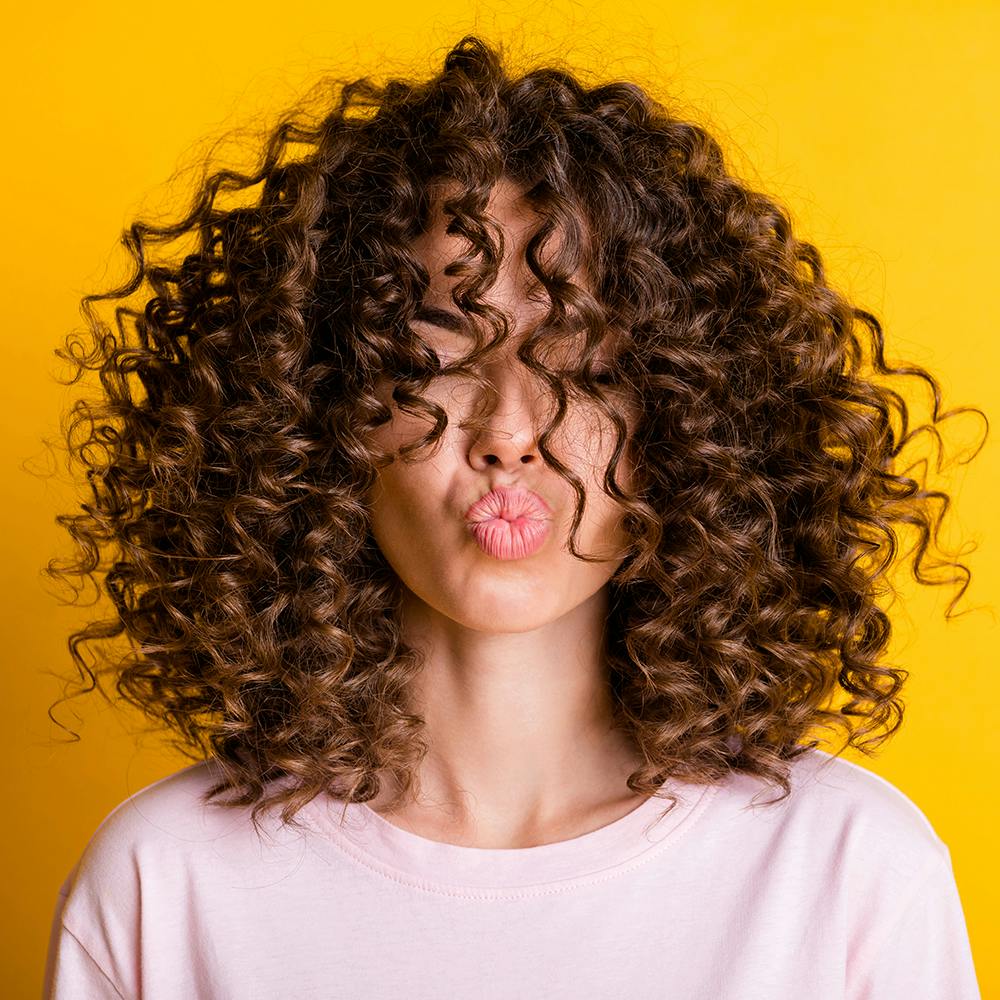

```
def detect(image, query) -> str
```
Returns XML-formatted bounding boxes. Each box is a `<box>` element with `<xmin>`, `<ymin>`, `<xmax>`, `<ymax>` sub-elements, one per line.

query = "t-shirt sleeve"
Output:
<box><xmin>44</xmin><ymin>923</ymin><xmax>127</xmax><ymax>1000</ymax></box>
<box><xmin>42</xmin><ymin>861</ymin><xmax>130</xmax><ymax>1000</ymax></box>
<box><xmin>848</xmin><ymin>845</ymin><xmax>981</xmax><ymax>999</ymax></box>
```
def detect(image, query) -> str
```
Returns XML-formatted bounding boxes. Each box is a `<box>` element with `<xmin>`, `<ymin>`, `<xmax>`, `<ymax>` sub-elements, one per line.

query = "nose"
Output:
<box><xmin>465</xmin><ymin>356</ymin><xmax>548</xmax><ymax>470</ymax></box>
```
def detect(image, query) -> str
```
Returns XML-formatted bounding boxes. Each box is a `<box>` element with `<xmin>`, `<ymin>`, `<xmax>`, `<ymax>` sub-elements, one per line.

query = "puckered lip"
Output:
<box><xmin>464</xmin><ymin>486</ymin><xmax>552</xmax><ymax>523</ymax></box>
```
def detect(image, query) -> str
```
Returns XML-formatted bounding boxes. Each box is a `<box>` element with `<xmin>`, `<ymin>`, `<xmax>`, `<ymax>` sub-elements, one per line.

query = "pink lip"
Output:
<box><xmin>464</xmin><ymin>486</ymin><xmax>552</xmax><ymax>560</ymax></box>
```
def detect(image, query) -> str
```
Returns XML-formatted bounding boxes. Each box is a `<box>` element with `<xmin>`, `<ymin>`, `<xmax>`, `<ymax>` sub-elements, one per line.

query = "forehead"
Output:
<box><xmin>411</xmin><ymin>177</ymin><xmax>612</xmax><ymax>345</ymax></box>
<box><xmin>413</xmin><ymin>178</ymin><xmax>627</xmax><ymax>353</ymax></box>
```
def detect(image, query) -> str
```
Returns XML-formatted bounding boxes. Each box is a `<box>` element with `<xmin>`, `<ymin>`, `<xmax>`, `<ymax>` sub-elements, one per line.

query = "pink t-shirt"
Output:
<box><xmin>43</xmin><ymin>747</ymin><xmax>980</xmax><ymax>998</ymax></box>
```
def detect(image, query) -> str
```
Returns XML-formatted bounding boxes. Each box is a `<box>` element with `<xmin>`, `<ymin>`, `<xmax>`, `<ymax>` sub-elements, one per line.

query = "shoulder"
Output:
<box><xmin>719</xmin><ymin>746</ymin><xmax>950</xmax><ymax>879</ymax></box>
<box><xmin>793</xmin><ymin>747</ymin><xmax>944</xmax><ymax>843</ymax></box>
<box><xmin>56</xmin><ymin>759</ymin><xmax>302</xmax><ymax>923</ymax></box>
<box><xmin>780</xmin><ymin>751</ymin><xmax>976</xmax><ymax>990</ymax></box>
<box><xmin>71</xmin><ymin>758</ymin><xmax>254</xmax><ymax>866</ymax></box>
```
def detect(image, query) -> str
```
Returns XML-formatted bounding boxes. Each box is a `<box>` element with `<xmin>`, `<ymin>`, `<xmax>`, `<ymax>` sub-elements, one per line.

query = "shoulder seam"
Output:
<box><xmin>59</xmin><ymin>922</ymin><xmax>129</xmax><ymax>1000</ymax></box>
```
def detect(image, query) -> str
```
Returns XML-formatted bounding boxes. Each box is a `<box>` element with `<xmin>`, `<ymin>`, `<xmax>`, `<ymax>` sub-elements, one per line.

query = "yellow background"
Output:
<box><xmin>3</xmin><ymin>2</ymin><xmax>996</xmax><ymax>995</ymax></box>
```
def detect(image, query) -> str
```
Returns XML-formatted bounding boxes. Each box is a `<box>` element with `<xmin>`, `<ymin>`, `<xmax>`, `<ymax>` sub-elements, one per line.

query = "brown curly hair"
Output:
<box><xmin>43</xmin><ymin>34</ymin><xmax>988</xmax><ymax>831</ymax></box>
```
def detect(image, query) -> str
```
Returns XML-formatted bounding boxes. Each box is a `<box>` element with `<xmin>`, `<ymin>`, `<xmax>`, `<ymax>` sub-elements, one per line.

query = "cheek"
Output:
<box><xmin>580</xmin><ymin>404</ymin><xmax>637</xmax><ymax>483</ymax></box>
<box><xmin>582</xmin><ymin>414</ymin><xmax>639</xmax><ymax>544</ymax></box>
<box><xmin>365</xmin><ymin>423</ymin><xmax>455</xmax><ymax>547</ymax></box>
<box><xmin>366</xmin><ymin>468</ymin><xmax>440</xmax><ymax>577</ymax></box>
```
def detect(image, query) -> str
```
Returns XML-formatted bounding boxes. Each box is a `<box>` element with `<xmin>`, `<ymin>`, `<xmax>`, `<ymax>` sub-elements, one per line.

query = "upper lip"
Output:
<box><xmin>464</xmin><ymin>486</ymin><xmax>552</xmax><ymax>523</ymax></box>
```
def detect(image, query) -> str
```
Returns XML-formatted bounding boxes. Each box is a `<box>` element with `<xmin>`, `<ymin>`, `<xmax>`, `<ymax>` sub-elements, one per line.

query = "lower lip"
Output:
<box><xmin>468</xmin><ymin>516</ymin><xmax>551</xmax><ymax>560</ymax></box>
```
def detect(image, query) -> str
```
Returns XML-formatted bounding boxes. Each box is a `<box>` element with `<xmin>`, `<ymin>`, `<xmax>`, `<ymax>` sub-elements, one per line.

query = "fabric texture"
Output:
<box><xmin>43</xmin><ymin>747</ymin><xmax>981</xmax><ymax>999</ymax></box>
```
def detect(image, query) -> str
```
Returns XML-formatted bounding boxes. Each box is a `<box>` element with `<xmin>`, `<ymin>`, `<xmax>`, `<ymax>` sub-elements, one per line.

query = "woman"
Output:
<box><xmin>43</xmin><ymin>34</ymin><xmax>984</xmax><ymax>998</ymax></box>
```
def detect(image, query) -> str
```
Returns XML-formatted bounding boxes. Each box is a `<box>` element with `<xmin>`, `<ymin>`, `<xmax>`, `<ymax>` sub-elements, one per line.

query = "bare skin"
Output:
<box><xmin>363</xmin><ymin>176</ymin><xmax>648</xmax><ymax>849</ymax></box>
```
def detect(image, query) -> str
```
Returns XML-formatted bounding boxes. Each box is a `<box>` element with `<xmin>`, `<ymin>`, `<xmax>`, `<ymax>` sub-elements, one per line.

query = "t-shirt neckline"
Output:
<box><xmin>298</xmin><ymin>778</ymin><xmax>718</xmax><ymax>899</ymax></box>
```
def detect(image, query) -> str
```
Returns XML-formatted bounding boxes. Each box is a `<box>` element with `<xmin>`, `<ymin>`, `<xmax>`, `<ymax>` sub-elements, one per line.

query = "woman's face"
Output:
<box><xmin>366</xmin><ymin>179</ymin><xmax>638</xmax><ymax>633</ymax></box>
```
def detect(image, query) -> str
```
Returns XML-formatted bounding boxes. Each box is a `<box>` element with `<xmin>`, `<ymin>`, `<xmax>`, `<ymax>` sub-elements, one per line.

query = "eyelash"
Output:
<box><xmin>433</xmin><ymin>361</ymin><xmax>617</xmax><ymax>384</ymax></box>
<box><xmin>418</xmin><ymin>337</ymin><xmax>618</xmax><ymax>385</ymax></box>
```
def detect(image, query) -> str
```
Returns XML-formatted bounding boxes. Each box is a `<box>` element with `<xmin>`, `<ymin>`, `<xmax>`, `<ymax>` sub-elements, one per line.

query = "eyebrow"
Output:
<box><xmin>412</xmin><ymin>305</ymin><xmax>469</xmax><ymax>333</ymax></box>
<box><xmin>412</xmin><ymin>304</ymin><xmax>597</xmax><ymax>337</ymax></box>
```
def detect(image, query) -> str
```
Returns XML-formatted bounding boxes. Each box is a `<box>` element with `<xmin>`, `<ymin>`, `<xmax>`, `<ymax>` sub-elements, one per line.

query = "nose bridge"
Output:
<box><xmin>476</xmin><ymin>338</ymin><xmax>541</xmax><ymax>422</ymax></box>
<box><xmin>465</xmin><ymin>332</ymin><xmax>557</xmax><ymax>458</ymax></box>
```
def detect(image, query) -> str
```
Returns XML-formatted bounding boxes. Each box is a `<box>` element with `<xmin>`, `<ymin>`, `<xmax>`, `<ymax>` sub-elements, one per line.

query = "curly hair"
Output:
<box><xmin>44</xmin><ymin>34</ymin><xmax>987</xmax><ymax>831</ymax></box>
